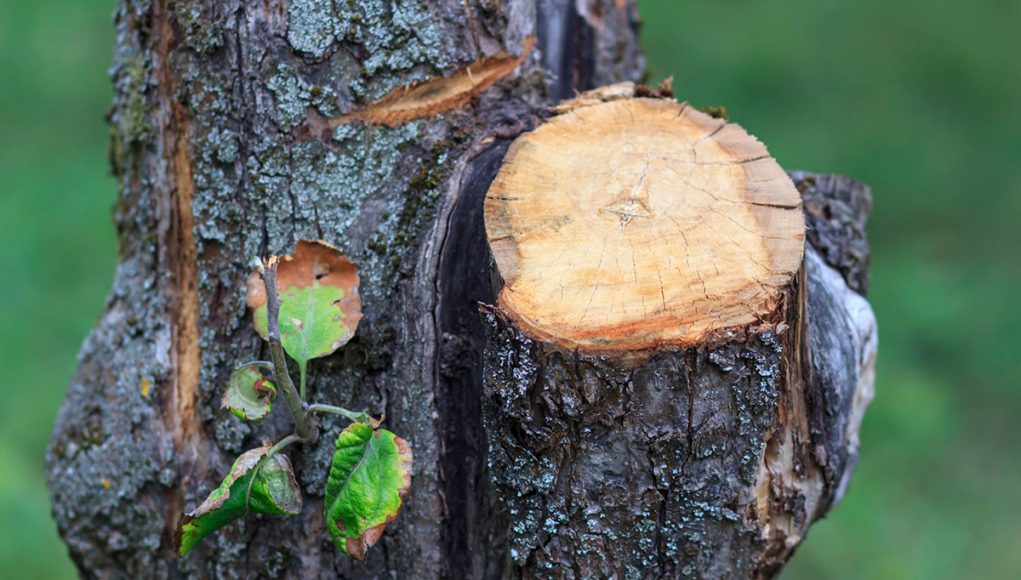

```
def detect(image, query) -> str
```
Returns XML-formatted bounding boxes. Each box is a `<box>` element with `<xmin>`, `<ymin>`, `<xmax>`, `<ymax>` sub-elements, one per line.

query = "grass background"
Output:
<box><xmin>1</xmin><ymin>0</ymin><xmax>1018</xmax><ymax>577</ymax></box>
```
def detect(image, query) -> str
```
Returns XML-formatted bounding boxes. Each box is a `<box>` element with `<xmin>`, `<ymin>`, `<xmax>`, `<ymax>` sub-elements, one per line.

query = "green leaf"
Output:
<box><xmin>247</xmin><ymin>241</ymin><xmax>362</xmax><ymax>381</ymax></box>
<box><xmin>177</xmin><ymin>447</ymin><xmax>302</xmax><ymax>556</ymax></box>
<box><xmin>324</xmin><ymin>422</ymin><xmax>413</xmax><ymax>560</ymax></box>
<box><xmin>222</xmin><ymin>365</ymin><xmax>277</xmax><ymax>421</ymax></box>
<box><xmin>252</xmin><ymin>284</ymin><xmax>352</xmax><ymax>365</ymax></box>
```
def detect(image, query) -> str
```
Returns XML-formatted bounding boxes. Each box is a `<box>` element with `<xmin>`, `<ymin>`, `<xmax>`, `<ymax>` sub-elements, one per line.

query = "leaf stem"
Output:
<box><xmin>299</xmin><ymin>362</ymin><xmax>308</xmax><ymax>401</ymax></box>
<box><xmin>267</xmin><ymin>433</ymin><xmax>303</xmax><ymax>457</ymax></box>
<box><xmin>236</xmin><ymin>360</ymin><xmax>275</xmax><ymax>373</ymax></box>
<box><xmin>261</xmin><ymin>258</ymin><xmax>318</xmax><ymax>443</ymax></box>
<box><xmin>307</xmin><ymin>404</ymin><xmax>372</xmax><ymax>424</ymax></box>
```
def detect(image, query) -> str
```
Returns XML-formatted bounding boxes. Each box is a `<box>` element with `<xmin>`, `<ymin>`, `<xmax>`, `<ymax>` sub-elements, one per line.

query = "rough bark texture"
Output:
<box><xmin>790</xmin><ymin>171</ymin><xmax>872</xmax><ymax>296</ymax></box>
<box><xmin>47</xmin><ymin>1</ymin><xmax>641</xmax><ymax>578</ymax></box>
<box><xmin>480</xmin><ymin>170</ymin><xmax>876</xmax><ymax>578</ymax></box>
<box><xmin>48</xmin><ymin>1</ymin><xmax>876</xmax><ymax>578</ymax></box>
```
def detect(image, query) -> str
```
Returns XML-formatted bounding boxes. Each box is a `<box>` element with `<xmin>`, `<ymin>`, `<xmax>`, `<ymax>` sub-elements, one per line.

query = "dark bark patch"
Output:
<box><xmin>790</xmin><ymin>171</ymin><xmax>873</xmax><ymax>295</ymax></box>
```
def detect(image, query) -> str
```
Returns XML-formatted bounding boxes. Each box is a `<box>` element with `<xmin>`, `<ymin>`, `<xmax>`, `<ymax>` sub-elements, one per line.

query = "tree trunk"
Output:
<box><xmin>46</xmin><ymin>2</ymin><xmax>876</xmax><ymax>579</ymax></box>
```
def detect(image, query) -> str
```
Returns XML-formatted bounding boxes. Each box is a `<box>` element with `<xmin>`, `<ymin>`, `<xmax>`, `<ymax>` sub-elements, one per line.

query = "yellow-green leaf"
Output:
<box><xmin>176</xmin><ymin>447</ymin><xmax>301</xmax><ymax>556</ymax></box>
<box><xmin>324</xmin><ymin>422</ymin><xmax>412</xmax><ymax>560</ymax></box>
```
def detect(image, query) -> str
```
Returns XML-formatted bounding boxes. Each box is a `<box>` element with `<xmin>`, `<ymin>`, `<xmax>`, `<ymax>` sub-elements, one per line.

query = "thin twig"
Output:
<box><xmin>262</xmin><ymin>258</ymin><xmax>317</xmax><ymax>443</ymax></box>
<box><xmin>235</xmin><ymin>360</ymin><xmax>274</xmax><ymax>372</ymax></box>
<box><xmin>307</xmin><ymin>403</ymin><xmax>373</xmax><ymax>424</ymax></box>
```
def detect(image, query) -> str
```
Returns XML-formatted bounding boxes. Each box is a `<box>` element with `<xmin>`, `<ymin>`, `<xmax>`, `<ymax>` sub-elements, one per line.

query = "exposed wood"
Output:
<box><xmin>304</xmin><ymin>36</ymin><xmax>536</xmax><ymax>135</ymax></box>
<box><xmin>485</xmin><ymin>96</ymin><xmax>804</xmax><ymax>352</ymax></box>
<box><xmin>803</xmin><ymin>245</ymin><xmax>877</xmax><ymax>507</ymax></box>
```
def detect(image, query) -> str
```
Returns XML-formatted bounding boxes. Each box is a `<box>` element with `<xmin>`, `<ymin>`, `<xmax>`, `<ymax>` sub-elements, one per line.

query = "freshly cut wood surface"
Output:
<box><xmin>485</xmin><ymin>97</ymin><xmax>805</xmax><ymax>351</ymax></box>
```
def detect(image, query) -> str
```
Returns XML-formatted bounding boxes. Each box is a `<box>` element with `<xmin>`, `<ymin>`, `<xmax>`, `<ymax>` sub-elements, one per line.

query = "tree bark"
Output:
<box><xmin>46</xmin><ymin>2</ymin><xmax>875</xmax><ymax>579</ymax></box>
<box><xmin>47</xmin><ymin>1</ymin><xmax>641</xmax><ymax>578</ymax></box>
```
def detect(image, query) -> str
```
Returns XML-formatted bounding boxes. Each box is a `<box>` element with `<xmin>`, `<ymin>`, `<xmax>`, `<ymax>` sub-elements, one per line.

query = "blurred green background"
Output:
<box><xmin>1</xmin><ymin>0</ymin><xmax>1018</xmax><ymax>577</ymax></box>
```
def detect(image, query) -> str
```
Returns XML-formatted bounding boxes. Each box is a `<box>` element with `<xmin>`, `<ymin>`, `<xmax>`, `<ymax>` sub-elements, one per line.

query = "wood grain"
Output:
<box><xmin>485</xmin><ymin>97</ymin><xmax>805</xmax><ymax>351</ymax></box>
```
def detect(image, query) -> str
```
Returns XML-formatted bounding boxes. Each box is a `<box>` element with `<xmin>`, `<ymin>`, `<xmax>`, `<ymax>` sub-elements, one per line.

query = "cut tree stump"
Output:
<box><xmin>481</xmin><ymin>90</ymin><xmax>876</xmax><ymax>578</ymax></box>
<box><xmin>485</xmin><ymin>97</ymin><xmax>804</xmax><ymax>351</ymax></box>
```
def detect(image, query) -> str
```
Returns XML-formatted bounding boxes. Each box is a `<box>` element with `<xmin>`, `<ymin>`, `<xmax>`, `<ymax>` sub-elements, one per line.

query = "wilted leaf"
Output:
<box><xmin>324</xmin><ymin>422</ymin><xmax>412</xmax><ymax>560</ymax></box>
<box><xmin>177</xmin><ymin>447</ymin><xmax>302</xmax><ymax>556</ymax></box>
<box><xmin>222</xmin><ymin>365</ymin><xmax>276</xmax><ymax>421</ymax></box>
<box><xmin>247</xmin><ymin>240</ymin><xmax>362</xmax><ymax>377</ymax></box>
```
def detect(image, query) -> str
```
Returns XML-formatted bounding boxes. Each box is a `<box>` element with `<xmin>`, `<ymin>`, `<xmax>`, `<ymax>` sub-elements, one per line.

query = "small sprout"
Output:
<box><xmin>324</xmin><ymin>422</ymin><xmax>413</xmax><ymax>561</ymax></box>
<box><xmin>177</xmin><ymin>446</ymin><xmax>302</xmax><ymax>556</ymax></box>
<box><xmin>140</xmin><ymin>378</ymin><xmax>152</xmax><ymax>398</ymax></box>
<box><xmin>178</xmin><ymin>240</ymin><xmax>411</xmax><ymax>561</ymax></box>
<box><xmin>222</xmin><ymin>365</ymin><xmax>277</xmax><ymax>421</ymax></box>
